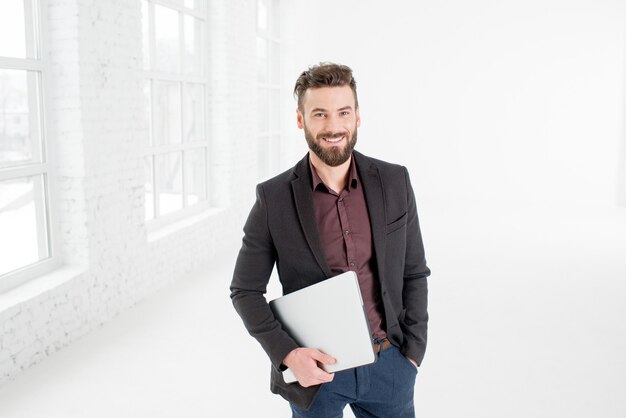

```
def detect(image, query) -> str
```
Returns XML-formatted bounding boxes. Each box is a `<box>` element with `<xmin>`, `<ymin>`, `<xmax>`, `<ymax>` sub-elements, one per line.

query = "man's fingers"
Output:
<box><xmin>309</xmin><ymin>349</ymin><xmax>336</xmax><ymax>365</ymax></box>
<box><xmin>299</xmin><ymin>368</ymin><xmax>334</xmax><ymax>387</ymax></box>
<box><xmin>283</xmin><ymin>348</ymin><xmax>337</xmax><ymax>387</ymax></box>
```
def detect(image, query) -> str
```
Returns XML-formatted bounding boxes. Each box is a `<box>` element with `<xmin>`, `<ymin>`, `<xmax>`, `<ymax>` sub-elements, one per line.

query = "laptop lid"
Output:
<box><xmin>269</xmin><ymin>271</ymin><xmax>377</xmax><ymax>384</ymax></box>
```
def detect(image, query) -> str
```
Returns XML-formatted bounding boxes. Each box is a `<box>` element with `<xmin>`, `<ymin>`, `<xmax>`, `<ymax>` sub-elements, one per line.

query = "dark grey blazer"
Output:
<box><xmin>230</xmin><ymin>150</ymin><xmax>430</xmax><ymax>410</ymax></box>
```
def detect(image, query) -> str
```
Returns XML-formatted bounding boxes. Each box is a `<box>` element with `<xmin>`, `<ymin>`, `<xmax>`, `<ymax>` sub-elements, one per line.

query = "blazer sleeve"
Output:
<box><xmin>230</xmin><ymin>184</ymin><xmax>299</xmax><ymax>371</ymax></box>
<box><xmin>400</xmin><ymin>167</ymin><xmax>431</xmax><ymax>365</ymax></box>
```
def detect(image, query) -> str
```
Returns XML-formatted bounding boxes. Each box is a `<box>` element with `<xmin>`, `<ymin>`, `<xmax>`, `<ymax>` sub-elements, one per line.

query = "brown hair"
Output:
<box><xmin>293</xmin><ymin>62</ymin><xmax>358</xmax><ymax>111</ymax></box>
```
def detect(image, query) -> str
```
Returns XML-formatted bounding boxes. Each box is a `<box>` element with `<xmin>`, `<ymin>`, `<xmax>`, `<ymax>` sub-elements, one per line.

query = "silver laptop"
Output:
<box><xmin>269</xmin><ymin>271</ymin><xmax>377</xmax><ymax>384</ymax></box>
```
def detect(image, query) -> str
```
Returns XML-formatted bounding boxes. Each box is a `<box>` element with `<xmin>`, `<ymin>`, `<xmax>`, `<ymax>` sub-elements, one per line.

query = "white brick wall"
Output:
<box><xmin>0</xmin><ymin>0</ymin><xmax>258</xmax><ymax>385</ymax></box>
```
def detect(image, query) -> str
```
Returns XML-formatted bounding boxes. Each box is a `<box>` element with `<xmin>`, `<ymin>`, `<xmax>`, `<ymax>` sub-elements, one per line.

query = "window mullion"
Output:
<box><xmin>0</xmin><ymin>164</ymin><xmax>46</xmax><ymax>181</ymax></box>
<box><xmin>0</xmin><ymin>57</ymin><xmax>42</xmax><ymax>71</ymax></box>
<box><xmin>23</xmin><ymin>0</ymin><xmax>37</xmax><ymax>59</ymax></box>
<box><xmin>178</xmin><ymin>10</ymin><xmax>184</xmax><ymax>74</ymax></box>
<box><xmin>33</xmin><ymin>174</ymin><xmax>49</xmax><ymax>259</ymax></box>
<box><xmin>203</xmin><ymin>146</ymin><xmax>209</xmax><ymax>207</ymax></box>
<box><xmin>180</xmin><ymin>81</ymin><xmax>187</xmax><ymax>207</ymax></box>
<box><xmin>153</xmin><ymin>154</ymin><xmax>160</xmax><ymax>217</ymax></box>
<box><xmin>182</xmin><ymin>150</ymin><xmax>187</xmax><ymax>207</ymax></box>
<box><xmin>27</xmin><ymin>71</ymin><xmax>43</xmax><ymax>162</ymax></box>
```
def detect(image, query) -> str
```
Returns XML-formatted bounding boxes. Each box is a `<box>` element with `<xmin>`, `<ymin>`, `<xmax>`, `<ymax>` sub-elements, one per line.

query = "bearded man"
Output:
<box><xmin>230</xmin><ymin>62</ymin><xmax>431</xmax><ymax>418</ymax></box>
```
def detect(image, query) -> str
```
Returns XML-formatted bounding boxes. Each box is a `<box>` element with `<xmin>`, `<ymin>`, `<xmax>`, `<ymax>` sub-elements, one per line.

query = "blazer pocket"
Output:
<box><xmin>385</xmin><ymin>212</ymin><xmax>407</xmax><ymax>234</ymax></box>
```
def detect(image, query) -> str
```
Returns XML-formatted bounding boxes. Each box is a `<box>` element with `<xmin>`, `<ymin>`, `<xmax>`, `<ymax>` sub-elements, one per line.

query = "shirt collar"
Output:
<box><xmin>309</xmin><ymin>154</ymin><xmax>359</xmax><ymax>192</ymax></box>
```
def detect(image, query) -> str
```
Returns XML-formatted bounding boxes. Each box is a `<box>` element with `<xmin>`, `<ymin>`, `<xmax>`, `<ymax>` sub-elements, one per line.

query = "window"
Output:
<box><xmin>256</xmin><ymin>0</ymin><xmax>281</xmax><ymax>180</ymax></box>
<box><xmin>142</xmin><ymin>0</ymin><xmax>209</xmax><ymax>226</ymax></box>
<box><xmin>0</xmin><ymin>0</ymin><xmax>55</xmax><ymax>290</ymax></box>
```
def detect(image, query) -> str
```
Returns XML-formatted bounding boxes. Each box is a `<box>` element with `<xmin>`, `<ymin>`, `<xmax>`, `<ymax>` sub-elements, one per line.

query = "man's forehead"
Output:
<box><xmin>302</xmin><ymin>86</ymin><xmax>356</xmax><ymax>110</ymax></box>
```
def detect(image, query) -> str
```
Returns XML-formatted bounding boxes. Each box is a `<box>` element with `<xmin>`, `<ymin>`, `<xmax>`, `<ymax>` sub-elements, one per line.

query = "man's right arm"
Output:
<box><xmin>230</xmin><ymin>184</ymin><xmax>335</xmax><ymax>385</ymax></box>
<box><xmin>230</xmin><ymin>184</ymin><xmax>299</xmax><ymax>371</ymax></box>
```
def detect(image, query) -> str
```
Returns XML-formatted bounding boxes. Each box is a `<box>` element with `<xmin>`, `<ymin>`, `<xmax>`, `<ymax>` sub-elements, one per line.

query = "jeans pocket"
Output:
<box><xmin>395</xmin><ymin>347</ymin><xmax>418</xmax><ymax>375</ymax></box>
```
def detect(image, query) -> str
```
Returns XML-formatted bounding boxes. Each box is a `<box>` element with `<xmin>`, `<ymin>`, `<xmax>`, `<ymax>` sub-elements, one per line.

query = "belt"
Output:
<box><xmin>373</xmin><ymin>338</ymin><xmax>391</xmax><ymax>353</ymax></box>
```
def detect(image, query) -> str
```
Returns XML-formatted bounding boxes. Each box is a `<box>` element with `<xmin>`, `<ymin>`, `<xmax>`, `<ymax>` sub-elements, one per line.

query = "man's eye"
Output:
<box><xmin>314</xmin><ymin>113</ymin><xmax>325</xmax><ymax>118</ymax></box>
<box><xmin>340</xmin><ymin>111</ymin><xmax>350</xmax><ymax>116</ymax></box>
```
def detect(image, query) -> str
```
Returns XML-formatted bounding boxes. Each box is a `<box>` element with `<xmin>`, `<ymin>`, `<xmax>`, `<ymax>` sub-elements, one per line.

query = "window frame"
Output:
<box><xmin>256</xmin><ymin>0</ymin><xmax>281</xmax><ymax>181</ymax></box>
<box><xmin>142</xmin><ymin>0</ymin><xmax>212</xmax><ymax>231</ymax></box>
<box><xmin>0</xmin><ymin>0</ymin><xmax>59</xmax><ymax>293</ymax></box>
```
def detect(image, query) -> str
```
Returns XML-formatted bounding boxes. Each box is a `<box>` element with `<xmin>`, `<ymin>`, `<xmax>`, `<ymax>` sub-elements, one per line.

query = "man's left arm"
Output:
<box><xmin>400</xmin><ymin>166</ymin><xmax>431</xmax><ymax>366</ymax></box>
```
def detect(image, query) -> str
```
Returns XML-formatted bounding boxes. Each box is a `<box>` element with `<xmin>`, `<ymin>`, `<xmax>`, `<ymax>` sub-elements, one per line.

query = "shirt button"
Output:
<box><xmin>344</xmin><ymin>230</ymin><xmax>350</xmax><ymax>235</ymax></box>
<box><xmin>350</xmin><ymin>262</ymin><xmax>355</xmax><ymax>267</ymax></box>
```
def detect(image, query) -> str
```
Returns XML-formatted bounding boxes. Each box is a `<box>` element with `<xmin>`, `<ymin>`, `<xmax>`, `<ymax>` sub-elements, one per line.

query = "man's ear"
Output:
<box><xmin>356</xmin><ymin>107</ymin><xmax>361</xmax><ymax>128</ymax></box>
<box><xmin>296</xmin><ymin>108</ymin><xmax>304</xmax><ymax>129</ymax></box>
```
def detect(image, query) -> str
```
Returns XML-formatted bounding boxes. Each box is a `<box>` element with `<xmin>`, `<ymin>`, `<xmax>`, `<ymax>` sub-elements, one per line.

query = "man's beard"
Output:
<box><xmin>304</xmin><ymin>125</ymin><xmax>357</xmax><ymax>167</ymax></box>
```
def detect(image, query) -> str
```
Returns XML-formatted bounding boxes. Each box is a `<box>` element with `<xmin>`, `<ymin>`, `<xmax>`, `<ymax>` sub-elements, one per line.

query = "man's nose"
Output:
<box><xmin>324</xmin><ymin>114</ymin><xmax>344</xmax><ymax>133</ymax></box>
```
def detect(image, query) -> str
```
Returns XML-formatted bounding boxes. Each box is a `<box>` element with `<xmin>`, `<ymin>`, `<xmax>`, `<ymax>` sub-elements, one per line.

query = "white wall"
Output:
<box><xmin>0</xmin><ymin>0</ymin><xmax>258</xmax><ymax>384</ymax></box>
<box><xmin>282</xmin><ymin>0</ymin><xmax>626</xmax><ymax>206</ymax></box>
<box><xmin>279</xmin><ymin>3</ymin><xmax>626</xmax><ymax>417</ymax></box>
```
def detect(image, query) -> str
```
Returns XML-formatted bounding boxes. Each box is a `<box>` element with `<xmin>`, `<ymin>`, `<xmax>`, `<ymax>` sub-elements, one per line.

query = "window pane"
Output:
<box><xmin>256</xmin><ymin>37</ymin><xmax>268</xmax><ymax>83</ymax></box>
<box><xmin>0</xmin><ymin>175</ymin><xmax>49</xmax><ymax>276</ymax></box>
<box><xmin>154</xmin><ymin>5</ymin><xmax>180</xmax><ymax>73</ymax></box>
<box><xmin>153</xmin><ymin>80</ymin><xmax>181</xmax><ymax>145</ymax></box>
<box><xmin>156</xmin><ymin>152</ymin><xmax>183</xmax><ymax>215</ymax></box>
<box><xmin>257</xmin><ymin>0</ymin><xmax>267</xmax><ymax>31</ymax></box>
<box><xmin>183</xmin><ymin>16</ymin><xmax>202</xmax><ymax>75</ymax></box>
<box><xmin>257</xmin><ymin>88</ymin><xmax>268</xmax><ymax>133</ymax></box>
<box><xmin>144</xmin><ymin>156</ymin><xmax>154</xmax><ymax>220</ymax></box>
<box><xmin>0</xmin><ymin>69</ymin><xmax>42</xmax><ymax>168</ymax></box>
<box><xmin>183</xmin><ymin>83</ymin><xmax>205</xmax><ymax>142</ymax></box>
<box><xmin>0</xmin><ymin>0</ymin><xmax>27</xmax><ymax>58</ymax></box>
<box><xmin>185</xmin><ymin>149</ymin><xmax>206</xmax><ymax>206</ymax></box>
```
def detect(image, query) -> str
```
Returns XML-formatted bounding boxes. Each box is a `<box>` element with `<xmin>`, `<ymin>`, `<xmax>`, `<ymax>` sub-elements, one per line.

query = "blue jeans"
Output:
<box><xmin>290</xmin><ymin>344</ymin><xmax>418</xmax><ymax>418</ymax></box>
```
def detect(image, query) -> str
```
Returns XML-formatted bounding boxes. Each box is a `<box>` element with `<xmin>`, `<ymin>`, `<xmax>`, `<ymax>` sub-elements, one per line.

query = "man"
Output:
<box><xmin>230</xmin><ymin>62</ymin><xmax>430</xmax><ymax>417</ymax></box>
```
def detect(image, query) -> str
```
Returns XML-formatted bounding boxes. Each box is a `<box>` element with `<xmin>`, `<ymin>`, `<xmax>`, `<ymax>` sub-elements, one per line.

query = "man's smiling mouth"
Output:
<box><xmin>322</xmin><ymin>136</ymin><xmax>345</xmax><ymax>143</ymax></box>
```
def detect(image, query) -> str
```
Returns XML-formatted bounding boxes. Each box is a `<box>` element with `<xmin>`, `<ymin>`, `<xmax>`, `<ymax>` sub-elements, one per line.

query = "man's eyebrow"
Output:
<box><xmin>309</xmin><ymin>106</ymin><xmax>353</xmax><ymax>114</ymax></box>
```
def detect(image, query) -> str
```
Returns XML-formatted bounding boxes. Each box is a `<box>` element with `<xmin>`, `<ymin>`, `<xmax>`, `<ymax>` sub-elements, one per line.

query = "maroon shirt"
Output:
<box><xmin>310</xmin><ymin>156</ymin><xmax>386</xmax><ymax>340</ymax></box>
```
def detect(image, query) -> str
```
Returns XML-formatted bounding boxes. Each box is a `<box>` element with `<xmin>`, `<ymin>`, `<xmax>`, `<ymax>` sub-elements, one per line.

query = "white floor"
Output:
<box><xmin>0</xmin><ymin>200</ymin><xmax>625</xmax><ymax>418</ymax></box>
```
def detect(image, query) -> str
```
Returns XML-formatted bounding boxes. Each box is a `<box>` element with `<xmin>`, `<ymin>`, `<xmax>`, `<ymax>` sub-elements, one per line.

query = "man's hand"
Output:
<box><xmin>283</xmin><ymin>348</ymin><xmax>336</xmax><ymax>387</ymax></box>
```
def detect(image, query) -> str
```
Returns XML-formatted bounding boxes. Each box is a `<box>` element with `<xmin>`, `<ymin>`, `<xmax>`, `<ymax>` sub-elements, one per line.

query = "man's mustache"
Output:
<box><xmin>316</xmin><ymin>132</ymin><xmax>348</xmax><ymax>140</ymax></box>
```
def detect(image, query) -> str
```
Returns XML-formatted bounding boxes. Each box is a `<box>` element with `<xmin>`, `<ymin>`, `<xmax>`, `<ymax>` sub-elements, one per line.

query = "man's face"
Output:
<box><xmin>297</xmin><ymin>86</ymin><xmax>361</xmax><ymax>167</ymax></box>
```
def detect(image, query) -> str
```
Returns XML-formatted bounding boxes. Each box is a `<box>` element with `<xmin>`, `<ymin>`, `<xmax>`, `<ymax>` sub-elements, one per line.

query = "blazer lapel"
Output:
<box><xmin>291</xmin><ymin>155</ymin><xmax>333</xmax><ymax>279</ymax></box>
<box><xmin>354</xmin><ymin>151</ymin><xmax>387</xmax><ymax>285</ymax></box>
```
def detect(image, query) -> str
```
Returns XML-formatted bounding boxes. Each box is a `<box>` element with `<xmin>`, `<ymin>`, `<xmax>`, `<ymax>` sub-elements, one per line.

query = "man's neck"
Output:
<box><xmin>309</xmin><ymin>151</ymin><xmax>352</xmax><ymax>194</ymax></box>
